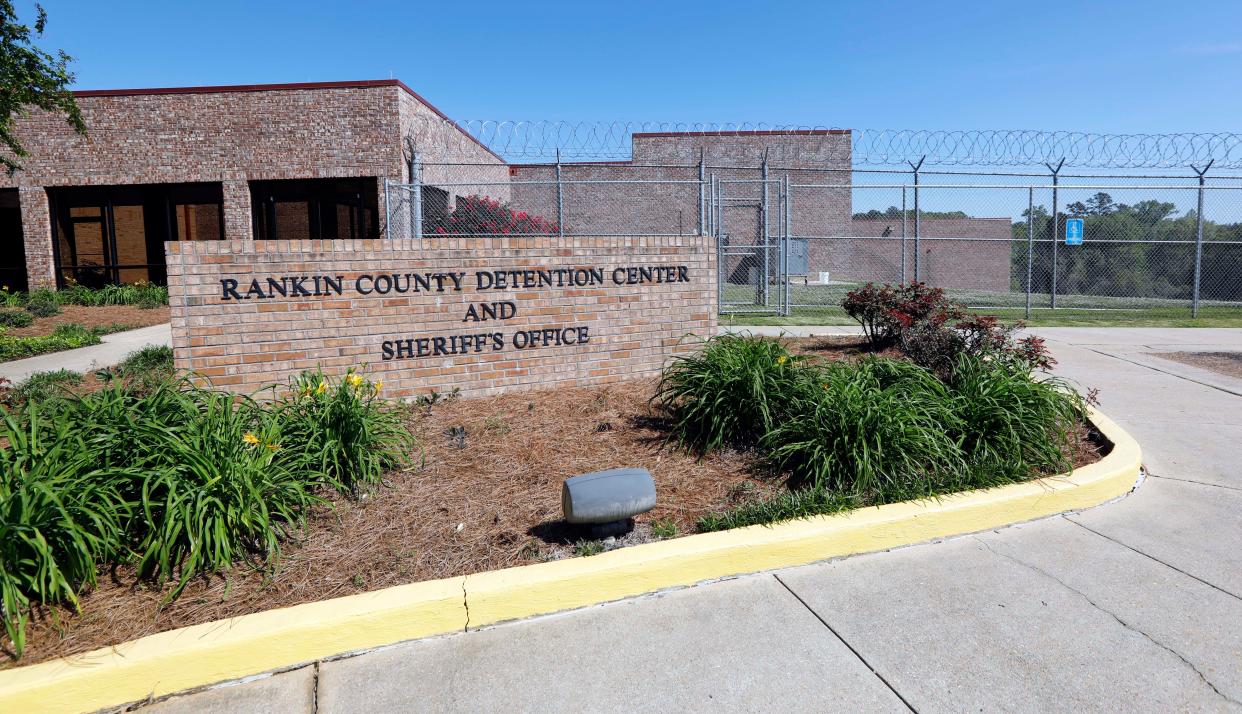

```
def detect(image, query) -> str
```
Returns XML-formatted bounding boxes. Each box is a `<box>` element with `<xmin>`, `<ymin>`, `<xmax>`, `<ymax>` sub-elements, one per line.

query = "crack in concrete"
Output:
<box><xmin>1064</xmin><ymin>517</ymin><xmax>1242</xmax><ymax>602</ymax></box>
<box><xmin>1084</xmin><ymin>348</ymin><xmax>1242</xmax><ymax>398</ymax></box>
<box><xmin>1148</xmin><ymin>473</ymin><xmax>1242</xmax><ymax>493</ymax></box>
<box><xmin>975</xmin><ymin>537</ymin><xmax>1241</xmax><ymax>707</ymax></box>
<box><xmin>772</xmin><ymin>574</ymin><xmax>919</xmax><ymax>713</ymax></box>
<box><xmin>310</xmin><ymin>661</ymin><xmax>320</xmax><ymax>714</ymax></box>
<box><xmin>461</xmin><ymin>575</ymin><xmax>471</xmax><ymax>632</ymax></box>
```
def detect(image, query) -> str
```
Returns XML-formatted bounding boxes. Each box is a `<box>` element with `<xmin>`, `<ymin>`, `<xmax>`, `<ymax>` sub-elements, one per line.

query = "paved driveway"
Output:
<box><xmin>147</xmin><ymin>328</ymin><xmax>1242</xmax><ymax>713</ymax></box>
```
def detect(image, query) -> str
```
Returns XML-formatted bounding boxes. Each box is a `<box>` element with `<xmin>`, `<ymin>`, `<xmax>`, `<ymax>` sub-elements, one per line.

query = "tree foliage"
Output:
<box><xmin>1010</xmin><ymin>192</ymin><xmax>1242</xmax><ymax>302</ymax></box>
<box><xmin>0</xmin><ymin>2</ymin><xmax>85</xmax><ymax>174</ymax></box>
<box><xmin>853</xmin><ymin>206</ymin><xmax>968</xmax><ymax>220</ymax></box>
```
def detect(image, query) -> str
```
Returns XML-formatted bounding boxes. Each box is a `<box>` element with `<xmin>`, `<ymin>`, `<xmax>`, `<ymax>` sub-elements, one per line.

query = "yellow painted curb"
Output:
<box><xmin>0</xmin><ymin>407</ymin><xmax>1140</xmax><ymax>714</ymax></box>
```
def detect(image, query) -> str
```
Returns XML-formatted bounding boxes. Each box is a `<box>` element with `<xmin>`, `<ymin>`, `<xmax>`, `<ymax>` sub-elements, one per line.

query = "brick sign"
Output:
<box><xmin>166</xmin><ymin>236</ymin><xmax>716</xmax><ymax>398</ymax></box>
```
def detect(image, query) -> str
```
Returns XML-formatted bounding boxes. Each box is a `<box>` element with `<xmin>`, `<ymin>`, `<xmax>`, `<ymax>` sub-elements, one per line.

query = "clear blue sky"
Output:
<box><xmin>25</xmin><ymin>0</ymin><xmax>1242</xmax><ymax>133</ymax></box>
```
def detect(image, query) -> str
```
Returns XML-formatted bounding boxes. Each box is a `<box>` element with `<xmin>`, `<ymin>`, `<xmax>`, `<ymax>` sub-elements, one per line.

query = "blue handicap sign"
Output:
<box><xmin>1065</xmin><ymin>218</ymin><xmax>1084</xmax><ymax>245</ymax></box>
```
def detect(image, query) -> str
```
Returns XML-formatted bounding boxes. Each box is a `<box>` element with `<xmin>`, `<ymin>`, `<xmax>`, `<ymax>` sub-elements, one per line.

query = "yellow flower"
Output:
<box><xmin>346</xmin><ymin>373</ymin><xmax>364</xmax><ymax>388</ymax></box>
<box><xmin>242</xmin><ymin>432</ymin><xmax>260</xmax><ymax>446</ymax></box>
<box><xmin>373</xmin><ymin>380</ymin><xmax>383</xmax><ymax>392</ymax></box>
<box><xmin>777</xmin><ymin>355</ymin><xmax>787</xmax><ymax>366</ymax></box>
<box><xmin>266</xmin><ymin>443</ymin><xmax>281</xmax><ymax>451</ymax></box>
<box><xmin>316</xmin><ymin>380</ymin><xmax>328</xmax><ymax>394</ymax></box>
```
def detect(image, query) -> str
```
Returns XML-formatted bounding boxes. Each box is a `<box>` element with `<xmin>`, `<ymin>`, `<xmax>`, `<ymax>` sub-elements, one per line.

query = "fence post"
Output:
<box><xmin>1026</xmin><ymin>186</ymin><xmax>1035</xmax><ymax>319</ymax></box>
<box><xmin>761</xmin><ymin>153</ymin><xmax>770</xmax><ymax>308</ymax></box>
<box><xmin>784</xmin><ymin>174</ymin><xmax>793</xmax><ymax>316</ymax></box>
<box><xmin>410</xmin><ymin>152</ymin><xmax>423</xmax><ymax>240</ymax></box>
<box><xmin>383</xmin><ymin>178</ymin><xmax>392</xmax><ymax>240</ymax></box>
<box><xmin>900</xmin><ymin>185</ymin><xmax>908</xmax><ymax>283</ymax></box>
<box><xmin>697</xmin><ymin>149</ymin><xmax>706</xmax><ymax>236</ymax></box>
<box><xmin>555</xmin><ymin>149</ymin><xmax>565</xmax><ymax>239</ymax></box>
<box><xmin>909</xmin><ymin>156</ymin><xmax>925</xmax><ymax>283</ymax></box>
<box><xmin>1191</xmin><ymin>160</ymin><xmax>1213</xmax><ymax>317</ymax></box>
<box><xmin>1045</xmin><ymin>158</ymin><xmax>1064</xmax><ymax>308</ymax></box>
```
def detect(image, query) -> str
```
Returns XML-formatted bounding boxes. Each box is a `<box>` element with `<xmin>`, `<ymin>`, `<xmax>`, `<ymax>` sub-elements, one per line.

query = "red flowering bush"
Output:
<box><xmin>842</xmin><ymin>282</ymin><xmax>962</xmax><ymax>350</ymax></box>
<box><xmin>842</xmin><ymin>282</ymin><xmax>1055</xmax><ymax>379</ymax></box>
<box><xmin>431</xmin><ymin>195</ymin><xmax>559</xmax><ymax>236</ymax></box>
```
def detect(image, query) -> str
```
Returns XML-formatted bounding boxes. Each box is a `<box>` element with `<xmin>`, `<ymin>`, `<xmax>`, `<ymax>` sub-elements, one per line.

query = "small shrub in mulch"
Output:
<box><xmin>22</xmin><ymin>290</ymin><xmax>60</xmax><ymax>318</ymax></box>
<box><xmin>0</xmin><ymin>309</ymin><xmax>33</xmax><ymax>328</ymax></box>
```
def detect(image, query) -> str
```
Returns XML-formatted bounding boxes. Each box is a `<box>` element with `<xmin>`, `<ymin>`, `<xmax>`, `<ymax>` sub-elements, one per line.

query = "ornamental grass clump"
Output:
<box><xmin>654</xmin><ymin>334</ymin><xmax>819</xmax><ymax>452</ymax></box>
<box><xmin>762</xmin><ymin>357</ymin><xmax>966</xmax><ymax>497</ymax></box>
<box><xmin>275</xmin><ymin>368</ymin><xmax>415</xmax><ymax>494</ymax></box>
<box><xmin>121</xmin><ymin>386</ymin><xmax>322</xmax><ymax>594</ymax></box>
<box><xmin>0</xmin><ymin>366</ymin><xmax>418</xmax><ymax>655</ymax></box>
<box><xmin>948</xmin><ymin>355</ymin><xmax>1085</xmax><ymax>484</ymax></box>
<box><xmin>0</xmin><ymin>403</ymin><xmax>130</xmax><ymax>657</ymax></box>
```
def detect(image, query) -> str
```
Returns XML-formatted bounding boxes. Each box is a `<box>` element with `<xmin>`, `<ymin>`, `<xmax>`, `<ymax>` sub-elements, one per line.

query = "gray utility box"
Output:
<box><xmin>562</xmin><ymin>468</ymin><xmax>657</xmax><ymax>525</ymax></box>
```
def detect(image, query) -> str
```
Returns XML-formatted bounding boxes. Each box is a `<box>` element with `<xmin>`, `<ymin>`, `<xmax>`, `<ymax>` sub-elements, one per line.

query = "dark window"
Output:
<box><xmin>0</xmin><ymin>189</ymin><xmax>26</xmax><ymax>292</ymax></box>
<box><xmin>422</xmin><ymin>186</ymin><xmax>449</xmax><ymax>233</ymax></box>
<box><xmin>250</xmin><ymin>178</ymin><xmax>378</xmax><ymax>241</ymax></box>
<box><xmin>50</xmin><ymin>183</ymin><xmax>223</xmax><ymax>288</ymax></box>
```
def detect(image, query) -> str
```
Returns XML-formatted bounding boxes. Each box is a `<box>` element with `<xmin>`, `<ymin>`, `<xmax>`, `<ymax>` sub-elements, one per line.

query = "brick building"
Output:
<box><xmin>0</xmin><ymin>79</ymin><xmax>1011</xmax><ymax>294</ymax></box>
<box><xmin>0</xmin><ymin>80</ymin><xmax>505</xmax><ymax>291</ymax></box>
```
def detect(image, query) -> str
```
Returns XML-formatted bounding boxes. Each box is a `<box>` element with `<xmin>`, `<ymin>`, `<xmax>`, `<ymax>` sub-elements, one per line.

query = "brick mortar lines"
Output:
<box><xmin>167</xmin><ymin>236</ymin><xmax>717</xmax><ymax>399</ymax></box>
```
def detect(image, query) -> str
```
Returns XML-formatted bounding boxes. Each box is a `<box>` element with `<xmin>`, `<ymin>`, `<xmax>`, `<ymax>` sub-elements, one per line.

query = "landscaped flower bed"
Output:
<box><xmin>0</xmin><ymin>285</ymin><xmax>1107</xmax><ymax>668</ymax></box>
<box><xmin>0</xmin><ymin>285</ymin><xmax>170</xmax><ymax>362</ymax></box>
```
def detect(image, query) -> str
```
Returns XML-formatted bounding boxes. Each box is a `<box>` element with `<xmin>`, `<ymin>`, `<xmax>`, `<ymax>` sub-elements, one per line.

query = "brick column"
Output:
<box><xmin>222</xmin><ymin>180</ymin><xmax>253</xmax><ymax>241</ymax></box>
<box><xmin>19</xmin><ymin>187</ymin><xmax>56</xmax><ymax>289</ymax></box>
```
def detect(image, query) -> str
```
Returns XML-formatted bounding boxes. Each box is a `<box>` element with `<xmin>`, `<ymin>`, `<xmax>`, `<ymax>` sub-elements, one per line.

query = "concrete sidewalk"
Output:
<box><xmin>0</xmin><ymin>323</ymin><xmax>170</xmax><ymax>384</ymax></box>
<box><xmin>145</xmin><ymin>328</ymin><xmax>1242</xmax><ymax>713</ymax></box>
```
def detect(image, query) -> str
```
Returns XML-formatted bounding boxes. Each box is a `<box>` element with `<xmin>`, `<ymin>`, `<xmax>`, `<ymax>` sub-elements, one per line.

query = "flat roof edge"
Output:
<box><xmin>71</xmin><ymin>79</ymin><xmax>507</xmax><ymax>164</ymax></box>
<box><xmin>633</xmin><ymin>129</ymin><xmax>852</xmax><ymax>138</ymax></box>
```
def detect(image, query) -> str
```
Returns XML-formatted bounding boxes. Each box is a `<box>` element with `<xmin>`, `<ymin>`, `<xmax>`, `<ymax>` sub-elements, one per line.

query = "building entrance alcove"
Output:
<box><xmin>50</xmin><ymin>183</ymin><xmax>223</xmax><ymax>287</ymax></box>
<box><xmin>0</xmin><ymin>189</ymin><xmax>26</xmax><ymax>292</ymax></box>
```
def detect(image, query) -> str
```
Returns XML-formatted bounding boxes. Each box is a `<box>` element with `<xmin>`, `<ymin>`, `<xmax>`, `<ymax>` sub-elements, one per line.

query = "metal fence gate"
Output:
<box><xmin>709</xmin><ymin>173</ymin><xmax>792</xmax><ymax>316</ymax></box>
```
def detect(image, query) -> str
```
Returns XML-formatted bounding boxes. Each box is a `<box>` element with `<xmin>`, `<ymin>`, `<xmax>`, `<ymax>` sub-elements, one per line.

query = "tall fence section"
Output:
<box><xmin>384</xmin><ymin>125</ymin><xmax>1242</xmax><ymax>319</ymax></box>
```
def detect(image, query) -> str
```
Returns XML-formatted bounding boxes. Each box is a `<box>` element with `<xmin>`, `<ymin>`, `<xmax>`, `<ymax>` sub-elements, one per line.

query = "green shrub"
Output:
<box><xmin>763</xmin><ymin>357</ymin><xmax>966</xmax><ymax>497</ymax></box>
<box><xmin>121</xmin><ymin>386</ymin><xmax>322</xmax><ymax>593</ymax></box>
<box><xmin>0</xmin><ymin>403</ymin><xmax>130</xmax><ymax>657</ymax></box>
<box><xmin>0</xmin><ymin>369</ymin><xmax>420</xmax><ymax>654</ymax></box>
<box><xmin>57</xmin><ymin>282</ymin><xmax>168</xmax><ymax>308</ymax></box>
<box><xmin>0</xmin><ymin>309</ymin><xmax>33</xmax><ymax>328</ymax></box>
<box><xmin>0</xmin><ymin>286</ymin><xmax>22</xmax><ymax>308</ymax></box>
<box><xmin>112</xmin><ymin>345</ymin><xmax>174</xmax><ymax>388</ymax></box>
<box><xmin>654</xmin><ymin>335</ymin><xmax>818</xmax><ymax>452</ymax></box>
<box><xmin>948</xmin><ymin>355</ymin><xmax>1084</xmax><ymax>483</ymax></box>
<box><xmin>697</xmin><ymin>487</ymin><xmax>858</xmax><ymax>532</ymax></box>
<box><xmin>0</xmin><ymin>323</ymin><xmax>101</xmax><ymax>362</ymax></box>
<box><xmin>24</xmin><ymin>290</ymin><xmax>60</xmax><ymax>318</ymax></box>
<box><xmin>5</xmin><ymin>369</ymin><xmax>83</xmax><ymax>406</ymax></box>
<box><xmin>275</xmin><ymin>368</ymin><xmax>416</xmax><ymax>494</ymax></box>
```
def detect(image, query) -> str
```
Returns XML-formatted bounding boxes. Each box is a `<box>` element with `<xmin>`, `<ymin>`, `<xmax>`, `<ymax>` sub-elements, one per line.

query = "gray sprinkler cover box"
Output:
<box><xmin>562</xmin><ymin>468</ymin><xmax>657</xmax><ymax>525</ymax></box>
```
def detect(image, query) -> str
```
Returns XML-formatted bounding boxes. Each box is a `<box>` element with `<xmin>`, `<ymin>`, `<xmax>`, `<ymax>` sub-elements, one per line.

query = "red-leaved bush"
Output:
<box><xmin>841</xmin><ymin>282</ymin><xmax>963</xmax><ymax>350</ymax></box>
<box><xmin>431</xmin><ymin>195</ymin><xmax>559</xmax><ymax>235</ymax></box>
<box><xmin>842</xmin><ymin>282</ymin><xmax>1055</xmax><ymax>379</ymax></box>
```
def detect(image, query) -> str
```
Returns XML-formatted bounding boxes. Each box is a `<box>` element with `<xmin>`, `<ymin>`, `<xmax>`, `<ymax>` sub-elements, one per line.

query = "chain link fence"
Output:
<box><xmin>385</xmin><ymin>142</ymin><xmax>1242</xmax><ymax>321</ymax></box>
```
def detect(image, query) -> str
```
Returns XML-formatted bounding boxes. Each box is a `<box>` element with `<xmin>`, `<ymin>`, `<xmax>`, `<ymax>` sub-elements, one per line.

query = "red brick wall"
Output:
<box><xmin>165</xmin><ymin>236</ymin><xmax>717</xmax><ymax>399</ymax></box>
<box><xmin>845</xmin><ymin>217</ymin><xmax>1014</xmax><ymax>292</ymax></box>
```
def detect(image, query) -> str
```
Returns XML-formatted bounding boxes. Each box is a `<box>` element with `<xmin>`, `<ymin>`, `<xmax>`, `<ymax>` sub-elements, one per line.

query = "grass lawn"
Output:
<box><xmin>725</xmin><ymin>307</ymin><xmax>1242</xmax><ymax>328</ymax></box>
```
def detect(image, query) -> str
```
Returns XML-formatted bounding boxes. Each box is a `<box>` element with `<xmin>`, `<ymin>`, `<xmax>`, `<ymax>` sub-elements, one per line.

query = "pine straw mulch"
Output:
<box><xmin>3</xmin><ymin>305</ymin><xmax>170</xmax><ymax>338</ymax></box>
<box><xmin>7</xmin><ymin>378</ymin><xmax>777</xmax><ymax>668</ymax></box>
<box><xmin>5</xmin><ymin>336</ymin><xmax>1109</xmax><ymax>667</ymax></box>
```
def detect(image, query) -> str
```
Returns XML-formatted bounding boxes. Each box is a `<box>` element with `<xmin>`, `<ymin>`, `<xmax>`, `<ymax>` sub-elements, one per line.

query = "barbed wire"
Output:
<box><xmin>443</xmin><ymin>120</ymin><xmax>1242</xmax><ymax>169</ymax></box>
